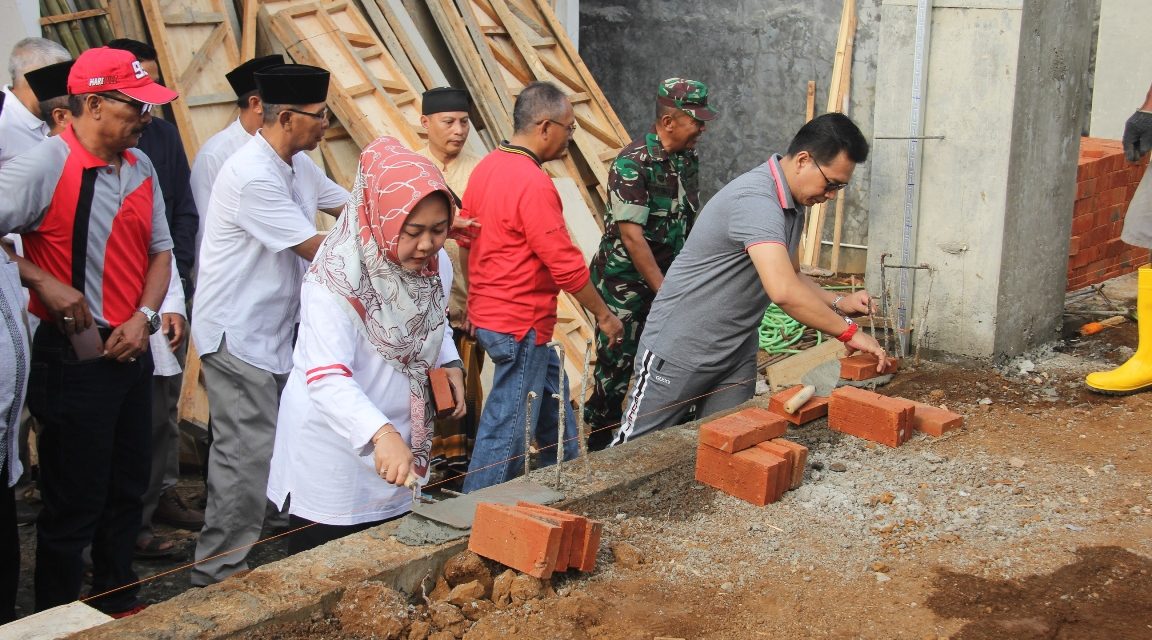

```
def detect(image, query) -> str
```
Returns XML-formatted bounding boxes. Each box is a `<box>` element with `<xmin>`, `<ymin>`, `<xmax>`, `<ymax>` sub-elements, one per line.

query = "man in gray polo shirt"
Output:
<box><xmin>613</xmin><ymin>113</ymin><xmax>889</xmax><ymax>444</ymax></box>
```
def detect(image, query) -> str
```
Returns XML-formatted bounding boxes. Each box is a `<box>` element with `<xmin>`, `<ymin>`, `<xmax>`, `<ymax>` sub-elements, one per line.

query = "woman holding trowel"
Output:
<box><xmin>267</xmin><ymin>137</ymin><xmax>466</xmax><ymax>553</ymax></box>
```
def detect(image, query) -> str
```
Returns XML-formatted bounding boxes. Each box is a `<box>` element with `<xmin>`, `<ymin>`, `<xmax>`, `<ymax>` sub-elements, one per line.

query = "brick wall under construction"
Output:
<box><xmin>1068</xmin><ymin>137</ymin><xmax>1150</xmax><ymax>291</ymax></box>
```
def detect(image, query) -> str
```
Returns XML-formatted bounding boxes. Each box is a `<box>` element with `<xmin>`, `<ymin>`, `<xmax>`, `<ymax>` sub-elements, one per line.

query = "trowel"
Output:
<box><xmin>801</xmin><ymin>359</ymin><xmax>842</xmax><ymax>397</ymax></box>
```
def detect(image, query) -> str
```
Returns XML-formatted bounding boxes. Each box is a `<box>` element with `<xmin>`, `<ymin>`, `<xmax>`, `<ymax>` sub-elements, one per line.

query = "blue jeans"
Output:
<box><xmin>463</xmin><ymin>328</ymin><xmax>579</xmax><ymax>493</ymax></box>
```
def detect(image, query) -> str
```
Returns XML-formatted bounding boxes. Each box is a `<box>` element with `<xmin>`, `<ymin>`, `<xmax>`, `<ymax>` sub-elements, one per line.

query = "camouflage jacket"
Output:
<box><xmin>591</xmin><ymin>130</ymin><xmax>700</xmax><ymax>286</ymax></box>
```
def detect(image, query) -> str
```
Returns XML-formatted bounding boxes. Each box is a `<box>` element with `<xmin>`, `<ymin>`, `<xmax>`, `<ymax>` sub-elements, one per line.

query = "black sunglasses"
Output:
<box><xmin>97</xmin><ymin>92</ymin><xmax>153</xmax><ymax>115</ymax></box>
<box><xmin>813</xmin><ymin>159</ymin><xmax>849</xmax><ymax>192</ymax></box>
<box><xmin>286</xmin><ymin>106</ymin><xmax>330</xmax><ymax>121</ymax></box>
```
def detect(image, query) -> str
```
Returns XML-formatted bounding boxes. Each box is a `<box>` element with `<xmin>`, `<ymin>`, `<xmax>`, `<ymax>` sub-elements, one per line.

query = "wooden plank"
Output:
<box><xmin>764</xmin><ymin>340</ymin><xmax>846</xmax><ymax>393</ymax></box>
<box><xmin>426</xmin><ymin>0</ymin><xmax>512</xmax><ymax>142</ymax></box>
<box><xmin>106</xmin><ymin>0</ymin><xmax>150</xmax><ymax>40</ymax></box>
<box><xmin>317</xmin><ymin>120</ymin><xmax>361</xmax><ymax>189</ymax></box>
<box><xmin>800</xmin><ymin>0</ymin><xmax>856</xmax><ymax>270</ymax></box>
<box><xmin>178</xmin><ymin>344</ymin><xmax>211</xmax><ymax>430</ymax></box>
<box><xmin>141</xmin><ymin>0</ymin><xmax>242</xmax><ymax>160</ymax></box>
<box><xmin>451</xmin><ymin>0</ymin><xmax>626</xmax><ymax>220</ymax></box>
<box><xmin>355</xmin><ymin>0</ymin><xmax>425</xmax><ymax>91</ymax></box>
<box><xmin>806</xmin><ymin>80</ymin><xmax>816</xmax><ymax>122</ymax></box>
<box><xmin>554</xmin><ymin>292</ymin><xmax>595</xmax><ymax>402</ymax></box>
<box><xmin>553</xmin><ymin>176</ymin><xmax>599</xmax><ymax>264</ymax></box>
<box><xmin>269</xmin><ymin>1</ymin><xmax>425</xmax><ymax>149</ymax></box>
<box><xmin>828</xmin><ymin>3</ymin><xmax>857</xmax><ymax>274</ymax></box>
<box><xmin>40</xmin><ymin>8</ymin><xmax>107</xmax><ymax>25</ymax></box>
<box><xmin>241</xmin><ymin>0</ymin><xmax>259</xmax><ymax>60</ymax></box>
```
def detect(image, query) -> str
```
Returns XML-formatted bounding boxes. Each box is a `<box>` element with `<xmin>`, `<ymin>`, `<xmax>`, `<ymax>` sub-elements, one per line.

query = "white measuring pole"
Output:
<box><xmin>897</xmin><ymin>0</ymin><xmax>934</xmax><ymax>356</ymax></box>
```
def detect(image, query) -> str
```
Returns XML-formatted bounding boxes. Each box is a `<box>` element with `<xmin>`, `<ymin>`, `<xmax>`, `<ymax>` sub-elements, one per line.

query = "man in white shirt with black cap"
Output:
<box><xmin>189</xmin><ymin>54</ymin><xmax>284</xmax><ymax>261</ymax></box>
<box><xmin>191</xmin><ymin>63</ymin><xmax>348</xmax><ymax>586</ymax></box>
<box><xmin>0</xmin><ymin>37</ymin><xmax>71</xmax><ymax>168</ymax></box>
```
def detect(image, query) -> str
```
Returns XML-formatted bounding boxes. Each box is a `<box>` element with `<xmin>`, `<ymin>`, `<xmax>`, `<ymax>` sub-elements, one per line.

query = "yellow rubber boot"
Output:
<box><xmin>1086</xmin><ymin>265</ymin><xmax>1152</xmax><ymax>394</ymax></box>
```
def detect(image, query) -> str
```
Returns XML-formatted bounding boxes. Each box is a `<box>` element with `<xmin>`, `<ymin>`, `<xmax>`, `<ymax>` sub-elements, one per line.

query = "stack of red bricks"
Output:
<box><xmin>1068</xmin><ymin>137</ymin><xmax>1149</xmax><ymax>291</ymax></box>
<box><xmin>828</xmin><ymin>386</ymin><xmax>963</xmax><ymax>447</ymax></box>
<box><xmin>694</xmin><ymin>408</ymin><xmax>809</xmax><ymax>506</ymax></box>
<box><xmin>468</xmin><ymin>502</ymin><xmax>602</xmax><ymax>579</ymax></box>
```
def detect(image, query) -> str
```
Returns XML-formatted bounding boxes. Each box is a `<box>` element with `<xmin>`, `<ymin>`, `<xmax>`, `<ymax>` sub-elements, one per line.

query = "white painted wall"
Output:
<box><xmin>1090</xmin><ymin>0</ymin><xmax>1152</xmax><ymax>140</ymax></box>
<box><xmin>0</xmin><ymin>0</ymin><xmax>41</xmax><ymax>85</ymax></box>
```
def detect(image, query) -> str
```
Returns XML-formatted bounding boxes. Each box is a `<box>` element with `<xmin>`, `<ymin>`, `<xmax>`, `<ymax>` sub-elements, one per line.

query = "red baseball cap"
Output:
<box><xmin>67</xmin><ymin>47</ymin><xmax>178</xmax><ymax>106</ymax></box>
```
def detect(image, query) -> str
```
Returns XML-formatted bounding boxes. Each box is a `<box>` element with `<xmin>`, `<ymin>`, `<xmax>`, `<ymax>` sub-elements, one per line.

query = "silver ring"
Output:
<box><xmin>63</xmin><ymin>316</ymin><xmax>74</xmax><ymax>322</ymax></box>
<box><xmin>129</xmin><ymin>357</ymin><xmax>137</xmax><ymax>363</ymax></box>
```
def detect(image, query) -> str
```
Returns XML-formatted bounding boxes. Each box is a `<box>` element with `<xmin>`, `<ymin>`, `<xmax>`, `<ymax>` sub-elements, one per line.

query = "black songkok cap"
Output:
<box><xmin>421</xmin><ymin>87</ymin><xmax>470</xmax><ymax>115</ymax></box>
<box><xmin>254</xmin><ymin>64</ymin><xmax>330</xmax><ymax>105</ymax></box>
<box><xmin>26</xmin><ymin>60</ymin><xmax>74</xmax><ymax>102</ymax></box>
<box><xmin>225</xmin><ymin>54</ymin><xmax>285</xmax><ymax>98</ymax></box>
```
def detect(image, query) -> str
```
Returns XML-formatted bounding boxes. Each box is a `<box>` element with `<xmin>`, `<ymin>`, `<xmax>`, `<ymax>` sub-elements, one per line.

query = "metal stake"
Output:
<box><xmin>578</xmin><ymin>337</ymin><xmax>593</xmax><ymax>477</ymax></box>
<box><xmin>523</xmin><ymin>391</ymin><xmax>537</xmax><ymax>478</ymax></box>
<box><xmin>547</xmin><ymin>341</ymin><xmax>566</xmax><ymax>488</ymax></box>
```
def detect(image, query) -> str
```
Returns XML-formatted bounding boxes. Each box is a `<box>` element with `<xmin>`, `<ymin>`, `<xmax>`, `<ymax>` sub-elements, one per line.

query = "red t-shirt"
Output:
<box><xmin>458</xmin><ymin>144</ymin><xmax>589</xmax><ymax>344</ymax></box>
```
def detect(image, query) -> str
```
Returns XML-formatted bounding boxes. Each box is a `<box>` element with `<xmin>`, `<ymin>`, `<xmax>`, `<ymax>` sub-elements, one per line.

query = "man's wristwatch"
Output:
<box><xmin>138</xmin><ymin>306</ymin><xmax>161</xmax><ymax>335</ymax></box>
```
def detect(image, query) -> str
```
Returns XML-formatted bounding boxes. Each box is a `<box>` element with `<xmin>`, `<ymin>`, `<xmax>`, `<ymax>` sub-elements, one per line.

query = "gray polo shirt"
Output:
<box><xmin>639</xmin><ymin>154</ymin><xmax>803</xmax><ymax>372</ymax></box>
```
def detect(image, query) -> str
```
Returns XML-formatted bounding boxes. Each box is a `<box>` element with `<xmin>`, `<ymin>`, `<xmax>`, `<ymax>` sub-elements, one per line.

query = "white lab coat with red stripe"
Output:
<box><xmin>266</xmin><ymin>252</ymin><xmax>457</xmax><ymax>525</ymax></box>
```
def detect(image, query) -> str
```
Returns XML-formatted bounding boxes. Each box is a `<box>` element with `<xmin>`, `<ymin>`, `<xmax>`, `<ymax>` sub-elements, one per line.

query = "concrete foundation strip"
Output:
<box><xmin>65</xmin><ymin>417</ymin><xmax>705</xmax><ymax>639</ymax></box>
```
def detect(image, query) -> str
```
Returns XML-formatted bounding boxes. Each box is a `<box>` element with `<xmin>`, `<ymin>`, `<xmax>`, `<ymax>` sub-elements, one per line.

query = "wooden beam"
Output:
<box><xmin>40</xmin><ymin>8</ymin><xmax>107</xmax><ymax>25</ymax></box>
<box><xmin>241</xmin><ymin>0</ymin><xmax>259</xmax><ymax>60</ymax></box>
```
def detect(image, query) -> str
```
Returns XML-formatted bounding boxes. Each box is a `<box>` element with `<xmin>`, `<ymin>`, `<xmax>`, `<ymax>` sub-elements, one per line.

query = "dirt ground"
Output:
<box><xmin>12</xmin><ymin>278</ymin><xmax>1152</xmax><ymax>639</ymax></box>
<box><xmin>240</xmin><ymin>279</ymin><xmax>1152</xmax><ymax>639</ymax></box>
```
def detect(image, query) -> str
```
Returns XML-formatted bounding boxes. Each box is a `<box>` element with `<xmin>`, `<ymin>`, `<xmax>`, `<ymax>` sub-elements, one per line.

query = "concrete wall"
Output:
<box><xmin>866</xmin><ymin>0</ymin><xmax>1093</xmax><ymax>358</ymax></box>
<box><xmin>0</xmin><ymin>0</ymin><xmax>42</xmax><ymax>85</ymax></box>
<box><xmin>1089</xmin><ymin>0</ymin><xmax>1152</xmax><ymax>140</ymax></box>
<box><xmin>579</xmin><ymin>0</ymin><xmax>883</xmax><ymax>271</ymax></box>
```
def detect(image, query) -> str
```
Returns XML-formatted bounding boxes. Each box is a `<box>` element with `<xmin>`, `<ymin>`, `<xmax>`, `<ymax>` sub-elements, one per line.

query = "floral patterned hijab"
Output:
<box><xmin>305</xmin><ymin>136</ymin><xmax>455</xmax><ymax>478</ymax></box>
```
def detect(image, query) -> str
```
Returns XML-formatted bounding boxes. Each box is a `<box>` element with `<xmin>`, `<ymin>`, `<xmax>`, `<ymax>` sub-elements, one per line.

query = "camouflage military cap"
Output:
<box><xmin>657</xmin><ymin>77</ymin><xmax>718</xmax><ymax>122</ymax></box>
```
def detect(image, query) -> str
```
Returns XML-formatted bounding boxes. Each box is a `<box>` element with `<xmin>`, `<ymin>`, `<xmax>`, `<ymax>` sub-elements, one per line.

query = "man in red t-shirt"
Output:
<box><xmin>458</xmin><ymin>81</ymin><xmax>622</xmax><ymax>492</ymax></box>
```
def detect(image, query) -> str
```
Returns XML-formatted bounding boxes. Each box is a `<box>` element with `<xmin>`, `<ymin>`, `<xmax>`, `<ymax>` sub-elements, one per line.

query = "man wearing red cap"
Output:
<box><xmin>0</xmin><ymin>46</ymin><xmax>177</xmax><ymax>616</ymax></box>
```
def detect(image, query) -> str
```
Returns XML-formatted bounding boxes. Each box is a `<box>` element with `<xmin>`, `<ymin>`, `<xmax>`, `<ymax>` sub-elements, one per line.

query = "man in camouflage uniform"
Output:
<box><xmin>584</xmin><ymin>78</ymin><xmax>718</xmax><ymax>450</ymax></box>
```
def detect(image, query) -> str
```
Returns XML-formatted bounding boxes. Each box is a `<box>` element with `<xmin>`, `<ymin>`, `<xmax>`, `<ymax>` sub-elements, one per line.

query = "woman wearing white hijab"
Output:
<box><xmin>268</xmin><ymin>137</ymin><xmax>465</xmax><ymax>552</ymax></box>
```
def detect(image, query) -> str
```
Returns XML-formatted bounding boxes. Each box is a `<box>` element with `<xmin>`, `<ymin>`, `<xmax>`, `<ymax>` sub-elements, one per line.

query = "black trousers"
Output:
<box><xmin>0</xmin><ymin>461</ymin><xmax>17</xmax><ymax>623</ymax></box>
<box><xmin>27</xmin><ymin>326</ymin><xmax>152</xmax><ymax>614</ymax></box>
<box><xmin>287</xmin><ymin>512</ymin><xmax>404</xmax><ymax>556</ymax></box>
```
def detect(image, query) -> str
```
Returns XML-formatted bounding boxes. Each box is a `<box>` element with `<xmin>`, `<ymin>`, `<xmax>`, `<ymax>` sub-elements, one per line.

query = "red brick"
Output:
<box><xmin>1094</xmin><ymin>207</ymin><xmax>1114</xmax><ymax>229</ymax></box>
<box><xmin>839</xmin><ymin>353</ymin><xmax>900</xmax><ymax>381</ymax></box>
<box><xmin>768</xmin><ymin>385</ymin><xmax>830</xmax><ymax>425</ymax></box>
<box><xmin>1075</xmin><ymin>178</ymin><xmax>1096</xmax><ymax>200</ymax></box>
<box><xmin>694</xmin><ymin>443</ymin><xmax>783</xmax><ymax>506</ymax></box>
<box><xmin>698</xmin><ymin>407</ymin><xmax>787</xmax><ymax>453</ymax></box>
<box><xmin>1079</xmin><ymin>159</ymin><xmax>1101</xmax><ymax>180</ymax></box>
<box><xmin>771</xmin><ymin>438</ymin><xmax>809</xmax><ymax>489</ymax></box>
<box><xmin>892</xmin><ymin>397</ymin><xmax>964</xmax><ymax>437</ymax></box>
<box><xmin>518</xmin><ymin>510</ymin><xmax>574</xmax><ymax>574</ymax></box>
<box><xmin>469</xmin><ymin>502</ymin><xmax>563</xmax><ymax>579</ymax></box>
<box><xmin>1073</xmin><ymin>196</ymin><xmax>1095</xmax><ymax>219</ymax></box>
<box><xmin>1072</xmin><ymin>211</ymin><xmax>1094</xmax><ymax>235</ymax></box>
<box><xmin>1068</xmin><ymin>235</ymin><xmax>1080</xmax><ymax>256</ymax></box>
<box><xmin>751</xmin><ymin>441</ymin><xmax>791</xmax><ymax>500</ymax></box>
<box><xmin>756</xmin><ymin>439</ymin><xmax>807</xmax><ymax>491</ymax></box>
<box><xmin>828</xmin><ymin>387</ymin><xmax>915</xmax><ymax>448</ymax></box>
<box><xmin>516</xmin><ymin>502</ymin><xmax>596</xmax><ymax>572</ymax></box>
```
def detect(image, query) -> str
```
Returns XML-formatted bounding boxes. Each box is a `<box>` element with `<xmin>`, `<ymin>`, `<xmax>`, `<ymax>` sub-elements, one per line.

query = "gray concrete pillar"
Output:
<box><xmin>866</xmin><ymin>0</ymin><xmax>1094</xmax><ymax>358</ymax></box>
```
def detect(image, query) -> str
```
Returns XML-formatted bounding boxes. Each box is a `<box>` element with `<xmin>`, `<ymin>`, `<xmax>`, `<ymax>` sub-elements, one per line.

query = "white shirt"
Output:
<box><xmin>149</xmin><ymin>253</ymin><xmax>186</xmax><ymax>377</ymax></box>
<box><xmin>0</xmin><ymin>85</ymin><xmax>49</xmax><ymax>169</ymax></box>
<box><xmin>192</xmin><ymin>132</ymin><xmax>348</xmax><ymax>374</ymax></box>
<box><xmin>267</xmin><ymin>257</ymin><xmax>458</xmax><ymax>525</ymax></box>
<box><xmin>189</xmin><ymin>118</ymin><xmax>251</xmax><ymax>261</ymax></box>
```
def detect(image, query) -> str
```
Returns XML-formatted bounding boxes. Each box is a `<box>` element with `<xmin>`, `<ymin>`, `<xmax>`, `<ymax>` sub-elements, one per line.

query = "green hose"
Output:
<box><xmin>758</xmin><ymin>302</ymin><xmax>829</xmax><ymax>354</ymax></box>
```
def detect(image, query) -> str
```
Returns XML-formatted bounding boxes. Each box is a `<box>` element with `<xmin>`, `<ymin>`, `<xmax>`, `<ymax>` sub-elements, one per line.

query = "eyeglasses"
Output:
<box><xmin>97</xmin><ymin>93</ymin><xmax>153</xmax><ymax>115</ymax></box>
<box><xmin>539</xmin><ymin>118</ymin><xmax>577</xmax><ymax>135</ymax></box>
<box><xmin>286</xmin><ymin>106</ymin><xmax>330</xmax><ymax>122</ymax></box>
<box><xmin>813</xmin><ymin>159</ymin><xmax>849</xmax><ymax>192</ymax></box>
